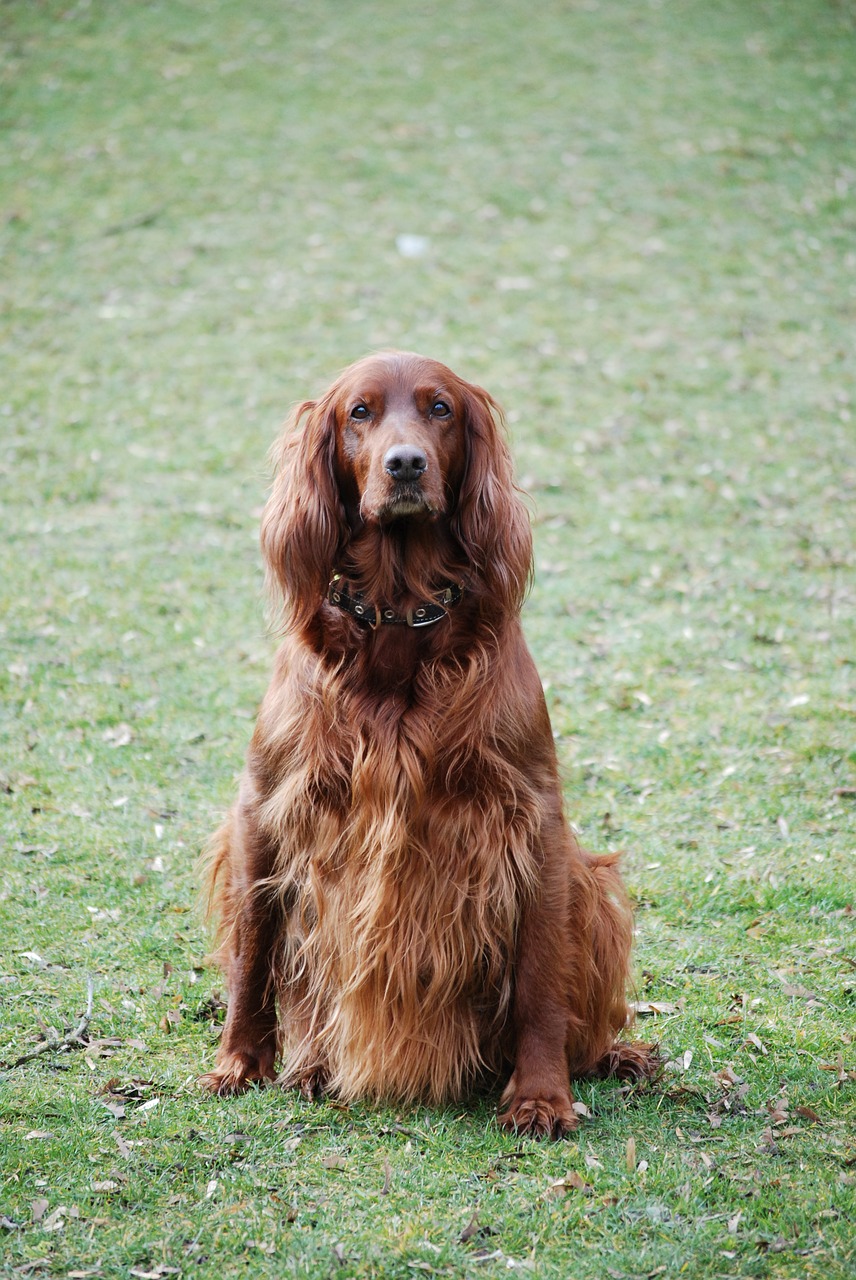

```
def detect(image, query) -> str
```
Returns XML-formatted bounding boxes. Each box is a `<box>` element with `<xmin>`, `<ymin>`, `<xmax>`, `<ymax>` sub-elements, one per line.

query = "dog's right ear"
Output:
<box><xmin>260</xmin><ymin>395</ymin><xmax>347</xmax><ymax>631</ymax></box>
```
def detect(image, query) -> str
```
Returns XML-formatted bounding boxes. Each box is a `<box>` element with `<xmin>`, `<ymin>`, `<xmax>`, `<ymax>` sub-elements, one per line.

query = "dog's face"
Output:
<box><xmin>261</xmin><ymin>350</ymin><xmax>533</xmax><ymax>622</ymax></box>
<box><xmin>328</xmin><ymin>353</ymin><xmax>470</xmax><ymax>524</ymax></box>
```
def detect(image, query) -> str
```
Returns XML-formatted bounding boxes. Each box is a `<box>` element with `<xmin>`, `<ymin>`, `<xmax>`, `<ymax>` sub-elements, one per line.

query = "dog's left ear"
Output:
<box><xmin>260</xmin><ymin>394</ymin><xmax>347</xmax><ymax>631</ymax></box>
<box><xmin>451</xmin><ymin>382</ymin><xmax>533</xmax><ymax>613</ymax></box>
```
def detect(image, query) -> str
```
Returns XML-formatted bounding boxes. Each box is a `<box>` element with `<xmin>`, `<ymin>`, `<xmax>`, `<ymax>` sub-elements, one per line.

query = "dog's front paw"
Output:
<box><xmin>198</xmin><ymin>1048</ymin><xmax>277</xmax><ymax>1096</ymax></box>
<box><xmin>498</xmin><ymin>1077</ymin><xmax>578</xmax><ymax>1139</ymax></box>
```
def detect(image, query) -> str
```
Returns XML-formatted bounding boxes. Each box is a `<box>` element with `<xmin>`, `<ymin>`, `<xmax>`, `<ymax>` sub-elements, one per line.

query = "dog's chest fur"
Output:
<box><xmin>254</xmin><ymin>642</ymin><xmax>541</xmax><ymax>1102</ymax></box>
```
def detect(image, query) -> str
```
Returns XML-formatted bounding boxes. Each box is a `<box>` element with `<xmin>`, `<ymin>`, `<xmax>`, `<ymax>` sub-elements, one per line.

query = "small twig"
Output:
<box><xmin>102</xmin><ymin>206</ymin><xmax>164</xmax><ymax>236</ymax></box>
<box><xmin>4</xmin><ymin>978</ymin><xmax>94</xmax><ymax>1071</ymax></box>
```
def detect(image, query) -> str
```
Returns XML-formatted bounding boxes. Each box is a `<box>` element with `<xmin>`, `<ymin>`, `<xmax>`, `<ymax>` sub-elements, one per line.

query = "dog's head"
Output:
<box><xmin>261</xmin><ymin>351</ymin><xmax>532</xmax><ymax>627</ymax></box>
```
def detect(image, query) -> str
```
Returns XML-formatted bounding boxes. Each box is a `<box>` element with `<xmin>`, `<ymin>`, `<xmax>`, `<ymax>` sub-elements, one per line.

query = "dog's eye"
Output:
<box><xmin>431</xmin><ymin>400</ymin><xmax>452</xmax><ymax>418</ymax></box>
<box><xmin>350</xmin><ymin>404</ymin><xmax>370</xmax><ymax>420</ymax></box>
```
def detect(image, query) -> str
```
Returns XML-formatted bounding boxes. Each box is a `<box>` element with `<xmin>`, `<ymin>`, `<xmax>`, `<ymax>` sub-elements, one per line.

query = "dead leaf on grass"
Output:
<box><xmin>42</xmin><ymin>1205</ymin><xmax>77</xmax><ymax>1231</ymax></box>
<box><xmin>459</xmin><ymin>1211</ymin><xmax>482</xmax><ymax>1242</ymax></box>
<box><xmin>551</xmin><ymin>1171</ymin><xmax>592</xmax><ymax>1198</ymax></box>
<box><xmin>766</xmin><ymin>1096</ymin><xmax>789</xmax><ymax>1125</ymax></box>
<box><xmin>669</xmin><ymin>1049</ymin><xmax>693</xmax><ymax>1073</ymax></box>
<box><xmin>758</xmin><ymin>1127</ymin><xmax>778</xmax><ymax>1152</ymax></box>
<box><xmin>773</xmin><ymin>971</ymin><xmax>819</xmax><ymax>1000</ymax></box>
<box><xmin>30</xmin><ymin>1199</ymin><xmax>49</xmax><ymax>1223</ymax></box>
<box><xmin>321</xmin><ymin>1155</ymin><xmax>347</xmax><ymax>1170</ymax></box>
<box><xmin>103</xmin><ymin>723</ymin><xmax>133</xmax><ymax>748</ymax></box>
<box><xmin>631</xmin><ymin>1000</ymin><xmax>679</xmax><ymax>1016</ymax></box>
<box><xmin>818</xmin><ymin>1053</ymin><xmax>850</xmax><ymax>1084</ymax></box>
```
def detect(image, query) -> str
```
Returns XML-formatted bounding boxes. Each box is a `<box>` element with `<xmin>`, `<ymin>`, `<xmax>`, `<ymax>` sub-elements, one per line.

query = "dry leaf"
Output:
<box><xmin>321</xmin><ymin>1155</ymin><xmax>347</xmax><ymax>1170</ymax></box>
<box><xmin>773</xmin><ymin>971</ymin><xmax>818</xmax><ymax>1000</ymax></box>
<box><xmin>31</xmin><ymin>1199</ymin><xmax>49</xmax><ymax>1222</ymax></box>
<box><xmin>459</xmin><ymin>1211</ymin><xmax>482</xmax><ymax>1242</ymax></box>
<box><xmin>632</xmin><ymin>1000</ymin><xmax>678</xmax><ymax>1016</ymax></box>
<box><xmin>626</xmin><ymin>1136</ymin><xmax>637</xmax><ymax>1173</ymax></box>
<box><xmin>795</xmin><ymin>1105</ymin><xmax>822</xmax><ymax>1124</ymax></box>
<box><xmin>758</xmin><ymin>1127</ymin><xmax>777</xmax><ymax>1152</ymax></box>
<box><xmin>103</xmin><ymin>723</ymin><xmax>133</xmax><ymax>747</ymax></box>
<box><xmin>42</xmin><ymin>1206</ymin><xmax>68</xmax><ymax>1232</ymax></box>
<box><xmin>818</xmin><ymin>1054</ymin><xmax>848</xmax><ymax>1084</ymax></box>
<box><xmin>544</xmin><ymin>1171</ymin><xmax>592</xmax><ymax>1200</ymax></box>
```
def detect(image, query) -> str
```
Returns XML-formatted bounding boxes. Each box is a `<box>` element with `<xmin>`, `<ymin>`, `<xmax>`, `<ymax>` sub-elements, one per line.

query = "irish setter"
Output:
<box><xmin>200</xmin><ymin>351</ymin><xmax>656</xmax><ymax>1136</ymax></box>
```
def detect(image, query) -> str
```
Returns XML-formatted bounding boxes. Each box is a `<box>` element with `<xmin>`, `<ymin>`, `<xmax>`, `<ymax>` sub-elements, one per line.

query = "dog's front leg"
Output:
<box><xmin>199</xmin><ymin>794</ymin><xmax>280</xmax><ymax>1094</ymax></box>
<box><xmin>498</xmin><ymin>813</ymin><xmax>577</xmax><ymax>1139</ymax></box>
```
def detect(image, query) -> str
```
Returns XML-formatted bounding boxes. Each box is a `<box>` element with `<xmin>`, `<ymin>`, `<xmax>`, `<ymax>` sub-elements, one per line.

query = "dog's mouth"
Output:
<box><xmin>378</xmin><ymin>485</ymin><xmax>436</xmax><ymax>521</ymax></box>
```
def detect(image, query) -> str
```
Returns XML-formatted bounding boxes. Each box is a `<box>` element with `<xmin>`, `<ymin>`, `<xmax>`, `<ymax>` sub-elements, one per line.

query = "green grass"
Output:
<box><xmin>1</xmin><ymin>0</ymin><xmax>854</xmax><ymax>1276</ymax></box>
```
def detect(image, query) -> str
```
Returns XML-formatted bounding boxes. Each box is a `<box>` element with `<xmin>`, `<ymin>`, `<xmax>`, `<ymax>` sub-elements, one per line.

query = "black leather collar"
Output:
<box><xmin>327</xmin><ymin>575</ymin><xmax>463</xmax><ymax>629</ymax></box>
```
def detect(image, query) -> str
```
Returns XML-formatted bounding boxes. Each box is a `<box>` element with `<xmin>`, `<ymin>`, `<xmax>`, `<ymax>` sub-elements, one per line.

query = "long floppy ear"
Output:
<box><xmin>451</xmin><ymin>383</ymin><xmax>533</xmax><ymax>614</ymax></box>
<box><xmin>259</xmin><ymin>395</ymin><xmax>347</xmax><ymax>631</ymax></box>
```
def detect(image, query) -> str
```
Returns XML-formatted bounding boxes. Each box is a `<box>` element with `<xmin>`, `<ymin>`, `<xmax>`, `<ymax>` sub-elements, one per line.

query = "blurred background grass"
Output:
<box><xmin>1</xmin><ymin>1</ymin><xmax>854</xmax><ymax>1276</ymax></box>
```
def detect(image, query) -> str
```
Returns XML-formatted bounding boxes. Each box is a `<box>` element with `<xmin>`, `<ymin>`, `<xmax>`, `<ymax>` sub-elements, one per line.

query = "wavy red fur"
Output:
<box><xmin>199</xmin><ymin>351</ymin><xmax>658</xmax><ymax>1136</ymax></box>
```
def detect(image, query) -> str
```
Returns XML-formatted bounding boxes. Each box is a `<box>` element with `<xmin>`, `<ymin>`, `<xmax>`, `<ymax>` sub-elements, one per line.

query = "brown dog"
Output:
<box><xmin>200</xmin><ymin>351</ymin><xmax>656</xmax><ymax>1136</ymax></box>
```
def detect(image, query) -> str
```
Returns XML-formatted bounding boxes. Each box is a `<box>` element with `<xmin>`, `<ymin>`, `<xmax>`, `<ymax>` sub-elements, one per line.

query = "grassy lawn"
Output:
<box><xmin>1</xmin><ymin>0</ymin><xmax>854</xmax><ymax>1275</ymax></box>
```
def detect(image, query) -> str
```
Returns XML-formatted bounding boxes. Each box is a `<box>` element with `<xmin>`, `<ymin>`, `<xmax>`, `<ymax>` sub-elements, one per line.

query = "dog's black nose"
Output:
<box><xmin>384</xmin><ymin>445</ymin><xmax>428</xmax><ymax>482</ymax></box>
